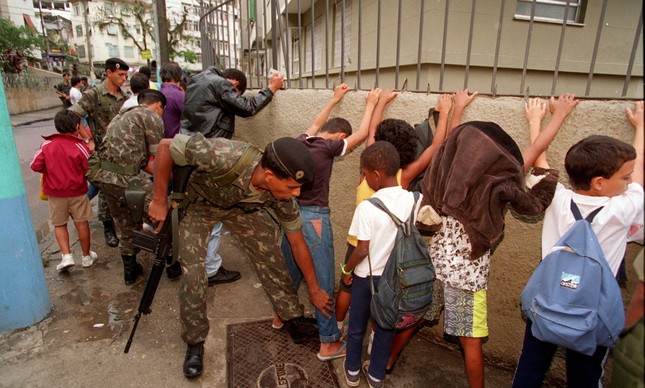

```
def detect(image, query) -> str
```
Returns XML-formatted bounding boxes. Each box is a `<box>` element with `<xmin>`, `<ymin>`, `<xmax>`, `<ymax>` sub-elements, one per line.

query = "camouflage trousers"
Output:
<box><xmin>96</xmin><ymin>180</ymin><xmax>153</xmax><ymax>256</ymax></box>
<box><xmin>179</xmin><ymin>200</ymin><xmax>304</xmax><ymax>345</ymax></box>
<box><xmin>98</xmin><ymin>194</ymin><xmax>112</xmax><ymax>222</ymax></box>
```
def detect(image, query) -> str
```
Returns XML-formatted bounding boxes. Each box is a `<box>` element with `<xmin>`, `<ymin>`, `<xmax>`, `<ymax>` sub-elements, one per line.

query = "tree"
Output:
<box><xmin>0</xmin><ymin>18</ymin><xmax>44</xmax><ymax>73</ymax></box>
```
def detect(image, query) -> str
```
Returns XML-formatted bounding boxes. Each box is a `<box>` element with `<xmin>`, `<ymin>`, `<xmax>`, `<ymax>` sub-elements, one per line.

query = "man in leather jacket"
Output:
<box><xmin>180</xmin><ymin>67</ymin><xmax>284</xmax><ymax>286</ymax></box>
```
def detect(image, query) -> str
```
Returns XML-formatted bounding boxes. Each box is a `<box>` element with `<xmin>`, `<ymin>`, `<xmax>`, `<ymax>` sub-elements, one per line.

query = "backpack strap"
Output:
<box><xmin>570</xmin><ymin>200</ymin><xmax>604</xmax><ymax>223</ymax></box>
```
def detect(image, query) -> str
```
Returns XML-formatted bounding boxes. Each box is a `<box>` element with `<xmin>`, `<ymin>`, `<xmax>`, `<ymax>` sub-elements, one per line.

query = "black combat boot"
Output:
<box><xmin>183</xmin><ymin>341</ymin><xmax>204</xmax><ymax>378</ymax></box>
<box><xmin>283</xmin><ymin>316</ymin><xmax>319</xmax><ymax>344</ymax></box>
<box><xmin>103</xmin><ymin>219</ymin><xmax>119</xmax><ymax>247</ymax></box>
<box><xmin>122</xmin><ymin>255</ymin><xmax>143</xmax><ymax>285</ymax></box>
<box><xmin>166</xmin><ymin>256</ymin><xmax>182</xmax><ymax>280</ymax></box>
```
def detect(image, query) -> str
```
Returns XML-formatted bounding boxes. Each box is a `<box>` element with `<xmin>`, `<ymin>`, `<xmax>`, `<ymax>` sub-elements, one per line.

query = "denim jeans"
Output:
<box><xmin>205</xmin><ymin>222</ymin><xmax>223</xmax><ymax>276</ymax></box>
<box><xmin>281</xmin><ymin>206</ymin><xmax>340</xmax><ymax>343</ymax></box>
<box><xmin>87</xmin><ymin>182</ymin><xmax>99</xmax><ymax>200</ymax></box>
<box><xmin>512</xmin><ymin>319</ymin><xmax>608</xmax><ymax>388</ymax></box>
<box><xmin>345</xmin><ymin>275</ymin><xmax>396</xmax><ymax>380</ymax></box>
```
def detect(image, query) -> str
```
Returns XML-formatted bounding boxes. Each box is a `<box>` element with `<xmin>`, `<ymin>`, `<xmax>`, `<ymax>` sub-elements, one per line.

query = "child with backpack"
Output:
<box><xmin>418</xmin><ymin>94</ymin><xmax>578</xmax><ymax>388</ymax></box>
<box><xmin>341</xmin><ymin>141</ymin><xmax>424</xmax><ymax>388</ymax></box>
<box><xmin>512</xmin><ymin>101</ymin><xmax>644</xmax><ymax>387</ymax></box>
<box><xmin>30</xmin><ymin>109</ymin><xmax>97</xmax><ymax>272</ymax></box>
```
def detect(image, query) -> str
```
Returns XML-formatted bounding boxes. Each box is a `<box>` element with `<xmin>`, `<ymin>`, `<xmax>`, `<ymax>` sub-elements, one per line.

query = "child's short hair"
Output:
<box><xmin>320</xmin><ymin>117</ymin><xmax>352</xmax><ymax>137</ymax></box>
<box><xmin>361</xmin><ymin>141</ymin><xmax>400</xmax><ymax>177</ymax></box>
<box><xmin>565</xmin><ymin>135</ymin><xmax>636</xmax><ymax>190</ymax></box>
<box><xmin>71</xmin><ymin>76</ymin><xmax>81</xmax><ymax>87</ymax></box>
<box><xmin>129</xmin><ymin>72</ymin><xmax>150</xmax><ymax>95</ymax></box>
<box><xmin>374</xmin><ymin>119</ymin><xmax>417</xmax><ymax>168</ymax></box>
<box><xmin>54</xmin><ymin>109</ymin><xmax>81</xmax><ymax>134</ymax></box>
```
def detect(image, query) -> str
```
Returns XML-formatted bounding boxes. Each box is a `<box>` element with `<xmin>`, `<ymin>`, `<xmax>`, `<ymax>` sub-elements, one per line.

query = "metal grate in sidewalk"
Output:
<box><xmin>227</xmin><ymin>319</ymin><xmax>340</xmax><ymax>388</ymax></box>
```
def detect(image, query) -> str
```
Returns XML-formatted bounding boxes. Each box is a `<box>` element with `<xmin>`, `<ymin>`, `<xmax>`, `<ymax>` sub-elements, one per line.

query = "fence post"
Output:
<box><xmin>0</xmin><ymin>77</ymin><xmax>51</xmax><ymax>333</ymax></box>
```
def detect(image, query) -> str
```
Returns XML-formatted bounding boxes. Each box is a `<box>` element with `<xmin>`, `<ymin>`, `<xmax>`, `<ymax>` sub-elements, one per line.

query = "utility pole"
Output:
<box><xmin>156</xmin><ymin>0</ymin><xmax>169</xmax><ymax>66</ymax></box>
<box><xmin>83</xmin><ymin>0</ymin><xmax>94</xmax><ymax>78</ymax></box>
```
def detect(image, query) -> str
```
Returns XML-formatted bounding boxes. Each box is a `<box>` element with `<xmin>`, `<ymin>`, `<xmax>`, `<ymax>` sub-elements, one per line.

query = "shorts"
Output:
<box><xmin>339</xmin><ymin>242</ymin><xmax>355</xmax><ymax>293</ymax></box>
<box><xmin>443</xmin><ymin>283</ymin><xmax>488</xmax><ymax>338</ymax></box>
<box><xmin>48</xmin><ymin>194</ymin><xmax>94</xmax><ymax>226</ymax></box>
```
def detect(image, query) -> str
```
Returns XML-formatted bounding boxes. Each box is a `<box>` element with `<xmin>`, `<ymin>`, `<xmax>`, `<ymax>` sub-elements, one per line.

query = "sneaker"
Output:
<box><xmin>82</xmin><ymin>251</ymin><xmax>98</xmax><ymax>268</ymax></box>
<box><xmin>362</xmin><ymin>361</ymin><xmax>384</xmax><ymax>388</ymax></box>
<box><xmin>57</xmin><ymin>253</ymin><xmax>75</xmax><ymax>272</ymax></box>
<box><xmin>344</xmin><ymin>364</ymin><xmax>360</xmax><ymax>387</ymax></box>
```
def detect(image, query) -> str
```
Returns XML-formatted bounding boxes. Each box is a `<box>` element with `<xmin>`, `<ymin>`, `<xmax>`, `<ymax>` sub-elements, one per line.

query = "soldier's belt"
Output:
<box><xmin>99</xmin><ymin>160</ymin><xmax>139</xmax><ymax>176</ymax></box>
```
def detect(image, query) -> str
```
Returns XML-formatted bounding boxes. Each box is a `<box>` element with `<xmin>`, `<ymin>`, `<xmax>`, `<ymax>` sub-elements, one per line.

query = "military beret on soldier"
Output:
<box><xmin>105</xmin><ymin>57</ymin><xmax>129</xmax><ymax>71</ymax></box>
<box><xmin>137</xmin><ymin>89</ymin><xmax>167</xmax><ymax>108</ymax></box>
<box><xmin>269</xmin><ymin>137</ymin><xmax>314</xmax><ymax>185</ymax></box>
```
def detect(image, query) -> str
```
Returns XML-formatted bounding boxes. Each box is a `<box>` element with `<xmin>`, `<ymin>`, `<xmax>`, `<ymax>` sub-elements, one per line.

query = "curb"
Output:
<box><xmin>11</xmin><ymin>117</ymin><xmax>55</xmax><ymax>128</ymax></box>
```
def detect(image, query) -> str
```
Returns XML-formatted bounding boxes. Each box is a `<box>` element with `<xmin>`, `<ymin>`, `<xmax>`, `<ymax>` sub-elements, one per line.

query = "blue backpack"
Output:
<box><xmin>520</xmin><ymin>200</ymin><xmax>625</xmax><ymax>355</ymax></box>
<box><xmin>367</xmin><ymin>192</ymin><xmax>435</xmax><ymax>330</ymax></box>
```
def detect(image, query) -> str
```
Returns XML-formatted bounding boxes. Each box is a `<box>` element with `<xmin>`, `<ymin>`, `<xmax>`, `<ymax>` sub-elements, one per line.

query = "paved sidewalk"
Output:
<box><xmin>10</xmin><ymin>107</ymin><xmax>63</xmax><ymax>128</ymax></box>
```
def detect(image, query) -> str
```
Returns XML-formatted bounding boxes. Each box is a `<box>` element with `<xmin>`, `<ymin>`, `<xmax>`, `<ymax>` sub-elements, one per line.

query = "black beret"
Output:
<box><xmin>270</xmin><ymin>137</ymin><xmax>314</xmax><ymax>185</ymax></box>
<box><xmin>105</xmin><ymin>57</ymin><xmax>129</xmax><ymax>71</ymax></box>
<box><xmin>137</xmin><ymin>89</ymin><xmax>167</xmax><ymax>108</ymax></box>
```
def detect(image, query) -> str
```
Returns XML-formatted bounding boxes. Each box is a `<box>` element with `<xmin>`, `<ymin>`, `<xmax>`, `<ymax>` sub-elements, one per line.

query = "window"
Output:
<box><xmin>193</xmin><ymin>21</ymin><xmax>199</xmax><ymax>32</ymax></box>
<box><xmin>291</xmin><ymin>28</ymin><xmax>300</xmax><ymax>75</ymax></box>
<box><xmin>74</xmin><ymin>5</ymin><xmax>79</xmax><ymax>16</ymax></box>
<box><xmin>77</xmin><ymin>44</ymin><xmax>86</xmax><ymax>58</ymax></box>
<box><xmin>305</xmin><ymin>17</ymin><xmax>322</xmax><ymax>72</ymax></box>
<box><xmin>76</xmin><ymin>24</ymin><xmax>83</xmax><ymax>37</ymax></box>
<box><xmin>107</xmin><ymin>43</ymin><xmax>119</xmax><ymax>57</ymax></box>
<box><xmin>515</xmin><ymin>0</ymin><xmax>585</xmax><ymax>24</ymax></box>
<box><xmin>104</xmin><ymin>2</ymin><xmax>113</xmax><ymax>15</ymax></box>
<box><xmin>124</xmin><ymin>46</ymin><xmax>134</xmax><ymax>58</ymax></box>
<box><xmin>334</xmin><ymin>0</ymin><xmax>352</xmax><ymax>67</ymax></box>
<box><xmin>107</xmin><ymin>25</ymin><xmax>118</xmax><ymax>36</ymax></box>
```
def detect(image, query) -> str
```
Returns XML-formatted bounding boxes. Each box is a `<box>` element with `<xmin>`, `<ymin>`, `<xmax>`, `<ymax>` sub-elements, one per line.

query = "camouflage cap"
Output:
<box><xmin>105</xmin><ymin>57</ymin><xmax>129</xmax><ymax>71</ymax></box>
<box><xmin>270</xmin><ymin>137</ymin><xmax>314</xmax><ymax>185</ymax></box>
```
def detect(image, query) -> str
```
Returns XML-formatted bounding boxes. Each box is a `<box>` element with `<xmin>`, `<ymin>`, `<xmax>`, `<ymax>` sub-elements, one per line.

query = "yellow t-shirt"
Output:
<box><xmin>347</xmin><ymin>169</ymin><xmax>403</xmax><ymax>247</ymax></box>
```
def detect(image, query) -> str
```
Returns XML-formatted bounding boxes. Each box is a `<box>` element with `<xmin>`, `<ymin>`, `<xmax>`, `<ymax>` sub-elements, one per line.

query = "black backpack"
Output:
<box><xmin>408</xmin><ymin>108</ymin><xmax>439</xmax><ymax>192</ymax></box>
<box><xmin>367</xmin><ymin>192</ymin><xmax>435</xmax><ymax>330</ymax></box>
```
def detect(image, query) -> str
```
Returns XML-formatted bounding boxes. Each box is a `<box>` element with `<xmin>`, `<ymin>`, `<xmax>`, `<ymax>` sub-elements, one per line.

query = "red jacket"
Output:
<box><xmin>30</xmin><ymin>133</ymin><xmax>91</xmax><ymax>197</ymax></box>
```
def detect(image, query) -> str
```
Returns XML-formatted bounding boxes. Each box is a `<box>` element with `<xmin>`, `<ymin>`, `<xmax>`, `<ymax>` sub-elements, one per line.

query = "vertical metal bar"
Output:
<box><xmin>415</xmin><ymin>0</ymin><xmax>425</xmax><ymax>91</ymax></box>
<box><xmin>585</xmin><ymin>0</ymin><xmax>607</xmax><ymax>96</ymax></box>
<box><xmin>491</xmin><ymin>0</ymin><xmax>505</xmax><ymax>94</ymax></box>
<box><xmin>298</xmin><ymin>0</ymin><xmax>303</xmax><ymax>88</ymax></box>
<box><xmin>622</xmin><ymin>10</ymin><xmax>642</xmax><ymax>97</ymax></box>
<box><xmin>550</xmin><ymin>0</ymin><xmax>571</xmax><ymax>95</ymax></box>
<box><xmin>247</xmin><ymin>2</ymin><xmax>254</xmax><ymax>85</ymax></box>
<box><xmin>464</xmin><ymin>0</ymin><xmax>476</xmax><ymax>89</ymax></box>
<box><xmin>311</xmin><ymin>0</ymin><xmax>315</xmax><ymax>88</ymax></box>
<box><xmin>395</xmin><ymin>0</ymin><xmax>402</xmax><ymax>89</ymax></box>
<box><xmin>439</xmin><ymin>0</ymin><xmax>450</xmax><ymax>91</ymax></box>
<box><xmin>519</xmin><ymin>0</ymin><xmax>537</xmax><ymax>95</ymax></box>
<box><xmin>263</xmin><ymin>0</ymin><xmax>269</xmax><ymax>80</ymax></box>
<box><xmin>283</xmin><ymin>0</ymin><xmax>291</xmax><ymax>88</ymax></box>
<box><xmin>271</xmin><ymin>0</ymin><xmax>278</xmax><ymax>69</ymax></box>
<box><xmin>215</xmin><ymin>9</ymin><xmax>221</xmax><ymax>68</ymax></box>
<box><xmin>376</xmin><ymin>0</ymin><xmax>381</xmax><ymax>87</ymax></box>
<box><xmin>340</xmin><ymin>0</ymin><xmax>345</xmax><ymax>83</ymax></box>
<box><xmin>324</xmin><ymin>0</ymin><xmax>329</xmax><ymax>88</ymax></box>
<box><xmin>273</xmin><ymin>0</ymin><xmax>289</xmax><ymax>80</ymax></box>
<box><xmin>255</xmin><ymin>0</ymin><xmax>261</xmax><ymax>86</ymax></box>
<box><xmin>357</xmin><ymin>0</ymin><xmax>362</xmax><ymax>89</ymax></box>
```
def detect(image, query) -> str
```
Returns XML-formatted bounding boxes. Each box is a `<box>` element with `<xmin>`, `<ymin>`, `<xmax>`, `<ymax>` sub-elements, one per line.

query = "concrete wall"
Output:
<box><xmin>4</xmin><ymin>87</ymin><xmax>61</xmax><ymax>115</ymax></box>
<box><xmin>236</xmin><ymin>89</ymin><xmax>642</xmax><ymax>375</ymax></box>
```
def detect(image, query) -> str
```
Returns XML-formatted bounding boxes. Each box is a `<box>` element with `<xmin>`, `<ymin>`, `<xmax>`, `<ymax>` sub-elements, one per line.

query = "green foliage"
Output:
<box><xmin>0</xmin><ymin>18</ymin><xmax>44</xmax><ymax>73</ymax></box>
<box><xmin>178</xmin><ymin>50</ymin><xmax>198</xmax><ymax>64</ymax></box>
<box><xmin>95</xmin><ymin>0</ymin><xmax>155</xmax><ymax>52</ymax></box>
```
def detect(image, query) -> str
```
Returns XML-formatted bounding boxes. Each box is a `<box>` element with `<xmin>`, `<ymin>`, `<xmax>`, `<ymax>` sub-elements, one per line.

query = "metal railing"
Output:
<box><xmin>200</xmin><ymin>0</ymin><xmax>643</xmax><ymax>99</ymax></box>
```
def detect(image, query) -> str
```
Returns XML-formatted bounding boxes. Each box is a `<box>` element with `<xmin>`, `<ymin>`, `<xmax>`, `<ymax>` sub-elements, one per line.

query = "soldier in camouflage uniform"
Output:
<box><xmin>148</xmin><ymin>134</ymin><xmax>334</xmax><ymax>379</ymax></box>
<box><xmin>54</xmin><ymin>72</ymin><xmax>72</xmax><ymax>108</ymax></box>
<box><xmin>72</xmin><ymin>58</ymin><xmax>129</xmax><ymax>248</ymax></box>
<box><xmin>91</xmin><ymin>89</ymin><xmax>181</xmax><ymax>285</ymax></box>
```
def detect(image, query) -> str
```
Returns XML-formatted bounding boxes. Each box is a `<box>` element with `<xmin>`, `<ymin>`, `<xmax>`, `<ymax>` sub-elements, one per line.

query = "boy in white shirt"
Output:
<box><xmin>513</xmin><ymin>101</ymin><xmax>644</xmax><ymax>387</ymax></box>
<box><xmin>341</xmin><ymin>141</ymin><xmax>422</xmax><ymax>388</ymax></box>
<box><xmin>69</xmin><ymin>76</ymin><xmax>83</xmax><ymax>106</ymax></box>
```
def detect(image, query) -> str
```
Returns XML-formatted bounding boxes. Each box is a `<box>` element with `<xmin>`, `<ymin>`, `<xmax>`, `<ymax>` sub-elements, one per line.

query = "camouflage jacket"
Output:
<box><xmin>170</xmin><ymin>133</ymin><xmax>302</xmax><ymax>234</ymax></box>
<box><xmin>93</xmin><ymin>106</ymin><xmax>164</xmax><ymax>188</ymax></box>
<box><xmin>54</xmin><ymin>82</ymin><xmax>71</xmax><ymax>97</ymax></box>
<box><xmin>71</xmin><ymin>80</ymin><xmax>127</xmax><ymax>143</ymax></box>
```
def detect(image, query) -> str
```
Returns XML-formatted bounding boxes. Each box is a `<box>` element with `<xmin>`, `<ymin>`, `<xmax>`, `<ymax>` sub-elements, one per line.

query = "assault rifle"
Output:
<box><xmin>123</xmin><ymin>165</ymin><xmax>194</xmax><ymax>353</ymax></box>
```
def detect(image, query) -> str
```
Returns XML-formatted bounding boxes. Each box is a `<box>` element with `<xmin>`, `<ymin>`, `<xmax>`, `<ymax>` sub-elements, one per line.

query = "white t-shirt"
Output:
<box><xmin>69</xmin><ymin>87</ymin><xmax>82</xmax><ymax>106</ymax></box>
<box><xmin>120</xmin><ymin>95</ymin><xmax>139</xmax><ymax>111</ymax></box>
<box><xmin>542</xmin><ymin>182</ymin><xmax>644</xmax><ymax>275</ymax></box>
<box><xmin>348</xmin><ymin>186</ymin><xmax>422</xmax><ymax>278</ymax></box>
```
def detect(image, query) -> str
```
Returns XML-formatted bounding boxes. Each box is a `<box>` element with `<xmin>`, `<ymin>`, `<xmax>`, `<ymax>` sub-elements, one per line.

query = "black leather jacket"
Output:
<box><xmin>180</xmin><ymin>67</ymin><xmax>274</xmax><ymax>139</ymax></box>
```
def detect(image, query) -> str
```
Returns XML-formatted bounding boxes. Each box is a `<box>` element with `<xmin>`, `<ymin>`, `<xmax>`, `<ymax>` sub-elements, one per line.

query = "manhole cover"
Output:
<box><xmin>227</xmin><ymin>319</ymin><xmax>340</xmax><ymax>388</ymax></box>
